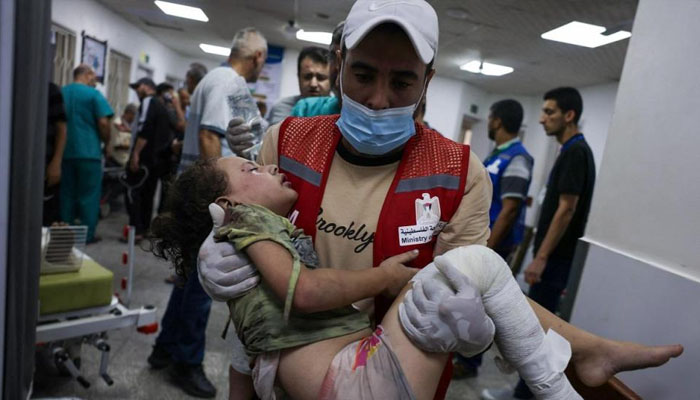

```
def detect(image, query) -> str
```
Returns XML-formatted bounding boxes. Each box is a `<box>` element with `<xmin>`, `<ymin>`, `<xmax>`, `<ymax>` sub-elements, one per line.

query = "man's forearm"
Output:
<box><xmin>199</xmin><ymin>129</ymin><xmax>221</xmax><ymax>158</ymax></box>
<box><xmin>132</xmin><ymin>137</ymin><xmax>147</xmax><ymax>159</ymax></box>
<box><xmin>174</xmin><ymin>107</ymin><xmax>186</xmax><ymax>132</ymax></box>
<box><xmin>487</xmin><ymin>200</ymin><xmax>520</xmax><ymax>249</ymax></box>
<box><xmin>534</xmin><ymin>205</ymin><xmax>575</xmax><ymax>260</ymax></box>
<box><xmin>97</xmin><ymin>117</ymin><xmax>111</xmax><ymax>143</ymax></box>
<box><xmin>51</xmin><ymin>121</ymin><xmax>67</xmax><ymax>164</ymax></box>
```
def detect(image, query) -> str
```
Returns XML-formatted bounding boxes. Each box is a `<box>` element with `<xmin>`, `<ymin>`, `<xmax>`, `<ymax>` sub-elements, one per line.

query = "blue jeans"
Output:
<box><xmin>155</xmin><ymin>269</ymin><xmax>213</xmax><ymax>365</ymax></box>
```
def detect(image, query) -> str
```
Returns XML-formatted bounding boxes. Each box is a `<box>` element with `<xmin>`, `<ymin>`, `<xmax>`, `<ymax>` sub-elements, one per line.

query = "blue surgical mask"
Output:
<box><xmin>336</xmin><ymin>64</ymin><xmax>424</xmax><ymax>155</ymax></box>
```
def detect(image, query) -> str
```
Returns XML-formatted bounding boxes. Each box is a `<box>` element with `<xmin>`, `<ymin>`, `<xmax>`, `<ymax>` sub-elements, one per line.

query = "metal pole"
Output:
<box><xmin>126</xmin><ymin>225</ymin><xmax>135</xmax><ymax>307</ymax></box>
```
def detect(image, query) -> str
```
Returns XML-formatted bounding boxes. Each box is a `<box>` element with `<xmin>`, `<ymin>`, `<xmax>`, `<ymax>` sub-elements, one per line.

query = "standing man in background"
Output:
<box><xmin>290</xmin><ymin>21</ymin><xmax>345</xmax><ymax>118</ymax></box>
<box><xmin>60</xmin><ymin>64</ymin><xmax>113</xmax><ymax>243</ymax></box>
<box><xmin>455</xmin><ymin>99</ymin><xmax>533</xmax><ymax>379</ymax></box>
<box><xmin>108</xmin><ymin>103</ymin><xmax>137</xmax><ymax>168</ymax></box>
<box><xmin>169</xmin><ymin>63</ymin><xmax>207</xmax><ymax>170</ymax></box>
<box><xmin>179</xmin><ymin>27</ymin><xmax>268</xmax><ymax>170</ymax></box>
<box><xmin>148</xmin><ymin>27</ymin><xmax>268</xmax><ymax>399</ymax></box>
<box><xmin>484</xmin><ymin>99</ymin><xmax>533</xmax><ymax>260</ymax></box>
<box><xmin>185</xmin><ymin>62</ymin><xmax>208</xmax><ymax>97</ymax></box>
<box><xmin>267</xmin><ymin>46</ymin><xmax>331</xmax><ymax>124</ymax></box>
<box><xmin>43</xmin><ymin>82</ymin><xmax>67</xmax><ymax>226</ymax></box>
<box><xmin>126</xmin><ymin>78</ymin><xmax>172</xmax><ymax>242</ymax></box>
<box><xmin>482</xmin><ymin>87</ymin><xmax>595</xmax><ymax>400</ymax></box>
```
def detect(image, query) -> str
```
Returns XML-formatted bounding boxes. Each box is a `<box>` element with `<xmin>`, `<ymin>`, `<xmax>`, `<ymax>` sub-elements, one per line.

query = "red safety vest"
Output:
<box><xmin>278</xmin><ymin>115</ymin><xmax>470</xmax><ymax>399</ymax></box>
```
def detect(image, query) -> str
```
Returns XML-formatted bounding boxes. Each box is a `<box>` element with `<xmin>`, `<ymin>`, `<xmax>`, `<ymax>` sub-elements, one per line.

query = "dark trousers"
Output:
<box><xmin>155</xmin><ymin>269</ymin><xmax>213</xmax><ymax>365</ymax></box>
<box><xmin>125</xmin><ymin>165</ymin><xmax>159</xmax><ymax>235</ymax></box>
<box><xmin>514</xmin><ymin>256</ymin><xmax>572</xmax><ymax>398</ymax></box>
<box><xmin>43</xmin><ymin>182</ymin><xmax>61</xmax><ymax>226</ymax></box>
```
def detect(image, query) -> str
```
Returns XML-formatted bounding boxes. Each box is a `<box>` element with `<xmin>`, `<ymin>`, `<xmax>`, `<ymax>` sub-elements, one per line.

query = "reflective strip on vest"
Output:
<box><xmin>395</xmin><ymin>174</ymin><xmax>461</xmax><ymax>193</ymax></box>
<box><xmin>279</xmin><ymin>155</ymin><xmax>322</xmax><ymax>187</ymax></box>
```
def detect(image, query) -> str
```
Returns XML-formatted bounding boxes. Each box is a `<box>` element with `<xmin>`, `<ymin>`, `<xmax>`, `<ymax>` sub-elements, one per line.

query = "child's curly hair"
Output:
<box><xmin>150</xmin><ymin>159</ymin><xmax>230</xmax><ymax>278</ymax></box>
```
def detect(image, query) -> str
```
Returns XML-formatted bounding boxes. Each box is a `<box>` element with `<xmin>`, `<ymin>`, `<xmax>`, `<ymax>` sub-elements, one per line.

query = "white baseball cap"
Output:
<box><xmin>343</xmin><ymin>0</ymin><xmax>439</xmax><ymax>64</ymax></box>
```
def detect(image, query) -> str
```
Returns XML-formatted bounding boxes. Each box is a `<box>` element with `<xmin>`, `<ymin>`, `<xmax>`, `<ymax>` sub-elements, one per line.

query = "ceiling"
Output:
<box><xmin>95</xmin><ymin>0</ymin><xmax>639</xmax><ymax>95</ymax></box>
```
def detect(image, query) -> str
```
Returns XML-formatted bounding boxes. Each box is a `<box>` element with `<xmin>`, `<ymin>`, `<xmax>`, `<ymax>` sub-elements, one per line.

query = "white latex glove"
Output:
<box><xmin>399</xmin><ymin>261</ymin><xmax>495</xmax><ymax>355</ymax></box>
<box><xmin>197</xmin><ymin>203</ymin><xmax>260</xmax><ymax>301</ymax></box>
<box><xmin>226</xmin><ymin>116</ymin><xmax>257</xmax><ymax>155</ymax></box>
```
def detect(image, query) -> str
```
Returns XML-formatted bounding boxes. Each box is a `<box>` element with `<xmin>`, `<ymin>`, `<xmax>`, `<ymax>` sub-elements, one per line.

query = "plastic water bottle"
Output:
<box><xmin>228</xmin><ymin>94</ymin><xmax>264</xmax><ymax>159</ymax></box>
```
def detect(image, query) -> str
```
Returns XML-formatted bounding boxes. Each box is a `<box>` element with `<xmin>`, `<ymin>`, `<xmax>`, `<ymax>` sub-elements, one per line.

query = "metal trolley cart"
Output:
<box><xmin>35</xmin><ymin>226</ymin><xmax>158</xmax><ymax>388</ymax></box>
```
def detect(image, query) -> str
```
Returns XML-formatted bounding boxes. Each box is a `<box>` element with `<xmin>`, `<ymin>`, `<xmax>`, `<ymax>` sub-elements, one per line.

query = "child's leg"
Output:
<box><xmin>414</xmin><ymin>245</ymin><xmax>581</xmax><ymax>399</ymax></box>
<box><xmin>275</xmin><ymin>329</ymin><xmax>371</xmax><ymax>400</ymax></box>
<box><xmin>380</xmin><ymin>288</ymin><xmax>450</xmax><ymax>400</ymax></box>
<box><xmin>229</xmin><ymin>365</ymin><xmax>254</xmax><ymax>400</ymax></box>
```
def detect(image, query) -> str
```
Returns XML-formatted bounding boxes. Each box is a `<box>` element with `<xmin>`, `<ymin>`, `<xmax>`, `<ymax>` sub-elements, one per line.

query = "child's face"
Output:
<box><xmin>216</xmin><ymin>157</ymin><xmax>298</xmax><ymax>216</ymax></box>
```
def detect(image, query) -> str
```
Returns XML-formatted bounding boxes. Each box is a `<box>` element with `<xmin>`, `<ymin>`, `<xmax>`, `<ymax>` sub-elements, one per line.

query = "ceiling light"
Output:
<box><xmin>460</xmin><ymin>60</ymin><xmax>513</xmax><ymax>76</ymax></box>
<box><xmin>154</xmin><ymin>1</ymin><xmax>209</xmax><ymax>22</ymax></box>
<box><xmin>199</xmin><ymin>43</ymin><xmax>229</xmax><ymax>56</ymax></box>
<box><xmin>296</xmin><ymin>29</ymin><xmax>332</xmax><ymax>45</ymax></box>
<box><xmin>541</xmin><ymin>21</ymin><xmax>631</xmax><ymax>48</ymax></box>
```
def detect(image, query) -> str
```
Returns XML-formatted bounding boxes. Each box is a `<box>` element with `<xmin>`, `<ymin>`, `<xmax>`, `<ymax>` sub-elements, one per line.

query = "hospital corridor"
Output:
<box><xmin>0</xmin><ymin>0</ymin><xmax>697</xmax><ymax>399</ymax></box>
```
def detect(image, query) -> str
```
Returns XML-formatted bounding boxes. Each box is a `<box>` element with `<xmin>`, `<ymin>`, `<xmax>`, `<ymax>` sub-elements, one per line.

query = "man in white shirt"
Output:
<box><xmin>148</xmin><ymin>27</ymin><xmax>268</xmax><ymax>399</ymax></box>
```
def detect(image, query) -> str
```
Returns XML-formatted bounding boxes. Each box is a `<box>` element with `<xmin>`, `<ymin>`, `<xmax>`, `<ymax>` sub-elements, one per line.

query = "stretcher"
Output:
<box><xmin>35</xmin><ymin>226</ymin><xmax>157</xmax><ymax>388</ymax></box>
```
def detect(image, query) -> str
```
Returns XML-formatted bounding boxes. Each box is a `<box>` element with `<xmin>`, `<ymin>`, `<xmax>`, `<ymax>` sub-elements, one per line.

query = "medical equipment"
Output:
<box><xmin>41</xmin><ymin>225</ymin><xmax>87</xmax><ymax>274</ymax></box>
<box><xmin>36</xmin><ymin>226</ymin><xmax>158</xmax><ymax>388</ymax></box>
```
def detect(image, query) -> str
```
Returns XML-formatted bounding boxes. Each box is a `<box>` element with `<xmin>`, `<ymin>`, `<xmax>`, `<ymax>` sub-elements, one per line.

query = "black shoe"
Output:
<box><xmin>168</xmin><ymin>363</ymin><xmax>216</xmax><ymax>398</ymax></box>
<box><xmin>147</xmin><ymin>345</ymin><xmax>172</xmax><ymax>369</ymax></box>
<box><xmin>452</xmin><ymin>360</ymin><xmax>478</xmax><ymax>379</ymax></box>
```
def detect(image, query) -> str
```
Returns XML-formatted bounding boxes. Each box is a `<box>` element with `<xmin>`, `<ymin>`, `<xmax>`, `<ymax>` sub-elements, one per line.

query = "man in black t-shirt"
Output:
<box><xmin>498</xmin><ymin>87</ymin><xmax>596</xmax><ymax>400</ymax></box>
<box><xmin>44</xmin><ymin>82</ymin><xmax>67</xmax><ymax>226</ymax></box>
<box><xmin>126</xmin><ymin>78</ymin><xmax>174</xmax><ymax>238</ymax></box>
<box><xmin>525</xmin><ymin>87</ymin><xmax>595</xmax><ymax>304</ymax></box>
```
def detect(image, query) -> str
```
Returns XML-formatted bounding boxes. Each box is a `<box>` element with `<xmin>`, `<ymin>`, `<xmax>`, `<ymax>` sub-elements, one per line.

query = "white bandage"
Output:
<box><xmin>406</xmin><ymin>245</ymin><xmax>581</xmax><ymax>400</ymax></box>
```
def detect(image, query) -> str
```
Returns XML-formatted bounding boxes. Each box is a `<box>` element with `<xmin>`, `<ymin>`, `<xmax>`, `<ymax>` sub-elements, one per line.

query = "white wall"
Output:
<box><xmin>583</xmin><ymin>0</ymin><xmax>700</xmax><ymax>280</ymax></box>
<box><xmin>52</xmin><ymin>0</ymin><xmax>218</xmax><ymax>105</ymax></box>
<box><xmin>424</xmin><ymin>75</ymin><xmax>481</xmax><ymax>142</ymax></box>
<box><xmin>579</xmin><ymin>82</ymin><xmax>619</xmax><ymax>174</ymax></box>
<box><xmin>278</xmin><ymin>47</ymin><xmax>300</xmax><ymax>99</ymax></box>
<box><xmin>571</xmin><ymin>0</ymin><xmax>700</xmax><ymax>397</ymax></box>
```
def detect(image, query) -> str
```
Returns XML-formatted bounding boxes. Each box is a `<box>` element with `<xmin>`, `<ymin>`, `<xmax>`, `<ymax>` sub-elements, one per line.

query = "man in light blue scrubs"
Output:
<box><xmin>60</xmin><ymin>64</ymin><xmax>113</xmax><ymax>242</ymax></box>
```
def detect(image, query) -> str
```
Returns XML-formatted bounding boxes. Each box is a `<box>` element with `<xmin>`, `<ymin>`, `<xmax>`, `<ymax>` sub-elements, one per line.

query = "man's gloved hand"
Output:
<box><xmin>398</xmin><ymin>260</ymin><xmax>495</xmax><ymax>355</ymax></box>
<box><xmin>226</xmin><ymin>117</ymin><xmax>257</xmax><ymax>155</ymax></box>
<box><xmin>197</xmin><ymin>203</ymin><xmax>260</xmax><ymax>301</ymax></box>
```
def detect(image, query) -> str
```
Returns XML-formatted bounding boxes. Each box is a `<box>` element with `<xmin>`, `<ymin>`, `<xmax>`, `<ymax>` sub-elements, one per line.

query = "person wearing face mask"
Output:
<box><xmin>207</xmin><ymin>1</ymin><xmax>683</xmax><ymax>399</ymax></box>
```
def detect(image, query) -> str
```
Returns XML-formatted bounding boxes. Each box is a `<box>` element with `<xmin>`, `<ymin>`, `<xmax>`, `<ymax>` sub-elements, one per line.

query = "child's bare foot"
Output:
<box><xmin>572</xmin><ymin>338</ymin><xmax>683</xmax><ymax>387</ymax></box>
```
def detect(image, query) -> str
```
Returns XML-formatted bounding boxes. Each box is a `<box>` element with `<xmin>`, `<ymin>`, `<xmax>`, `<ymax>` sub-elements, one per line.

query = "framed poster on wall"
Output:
<box><xmin>81</xmin><ymin>32</ymin><xmax>107</xmax><ymax>83</ymax></box>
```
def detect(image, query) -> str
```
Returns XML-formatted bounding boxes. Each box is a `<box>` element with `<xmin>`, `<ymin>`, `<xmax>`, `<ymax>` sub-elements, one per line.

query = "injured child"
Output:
<box><xmin>151</xmin><ymin>156</ymin><xmax>581</xmax><ymax>400</ymax></box>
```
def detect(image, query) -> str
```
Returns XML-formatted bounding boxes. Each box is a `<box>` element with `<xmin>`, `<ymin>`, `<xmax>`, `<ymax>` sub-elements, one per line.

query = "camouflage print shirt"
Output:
<box><xmin>216</xmin><ymin>204</ymin><xmax>370</xmax><ymax>357</ymax></box>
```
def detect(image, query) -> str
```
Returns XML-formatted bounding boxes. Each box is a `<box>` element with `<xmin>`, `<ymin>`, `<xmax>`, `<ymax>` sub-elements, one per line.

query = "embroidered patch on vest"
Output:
<box><xmin>486</xmin><ymin>158</ymin><xmax>502</xmax><ymax>175</ymax></box>
<box><xmin>398</xmin><ymin>193</ymin><xmax>446</xmax><ymax>246</ymax></box>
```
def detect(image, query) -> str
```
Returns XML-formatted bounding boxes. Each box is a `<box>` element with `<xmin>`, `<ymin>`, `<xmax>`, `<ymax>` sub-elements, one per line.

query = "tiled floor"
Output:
<box><xmin>32</xmin><ymin>209</ymin><xmax>517</xmax><ymax>400</ymax></box>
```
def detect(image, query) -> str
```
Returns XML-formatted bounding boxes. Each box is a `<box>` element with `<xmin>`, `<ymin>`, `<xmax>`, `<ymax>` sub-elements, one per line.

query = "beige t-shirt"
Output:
<box><xmin>259</xmin><ymin>122</ymin><xmax>492</xmax><ymax>311</ymax></box>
